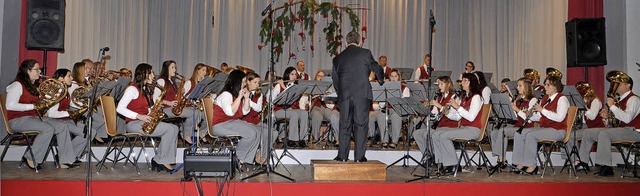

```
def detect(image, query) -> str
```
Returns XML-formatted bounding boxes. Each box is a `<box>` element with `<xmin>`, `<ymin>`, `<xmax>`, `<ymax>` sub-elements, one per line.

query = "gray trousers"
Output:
<box><xmin>310</xmin><ymin>107</ymin><xmax>339</xmax><ymax>140</ymax></box>
<box><xmin>163</xmin><ymin>107</ymin><xmax>206</xmax><ymax>139</ymax></box>
<box><xmin>92</xmin><ymin>107</ymin><xmax>107</xmax><ymax>139</ymax></box>
<box><xmin>9</xmin><ymin>117</ymin><xmax>76</xmax><ymax>164</ymax></box>
<box><xmin>490</xmin><ymin>126</ymin><xmax>518</xmax><ymax>157</ymax></box>
<box><xmin>431</xmin><ymin>126</ymin><xmax>480</xmax><ymax>166</ymax></box>
<box><xmin>60</xmin><ymin>119</ymin><xmax>90</xmax><ymax>159</ymax></box>
<box><xmin>512</xmin><ymin>127</ymin><xmax>565</xmax><ymax>166</ymax></box>
<box><xmin>274</xmin><ymin>109</ymin><xmax>309</xmax><ymax>141</ymax></box>
<box><xmin>252</xmin><ymin>123</ymin><xmax>277</xmax><ymax>158</ymax></box>
<box><xmin>126</xmin><ymin>120</ymin><xmax>178</xmax><ymax>164</ymax></box>
<box><xmin>212</xmin><ymin>120</ymin><xmax>260</xmax><ymax>163</ymax></box>
<box><xmin>376</xmin><ymin>110</ymin><xmax>402</xmax><ymax>144</ymax></box>
<box><xmin>412</xmin><ymin>127</ymin><xmax>450</xmax><ymax>157</ymax></box>
<box><xmin>579</xmin><ymin>127</ymin><xmax>640</xmax><ymax>166</ymax></box>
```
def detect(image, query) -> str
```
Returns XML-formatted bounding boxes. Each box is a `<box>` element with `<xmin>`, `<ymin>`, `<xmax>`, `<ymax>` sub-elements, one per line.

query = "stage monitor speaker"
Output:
<box><xmin>25</xmin><ymin>0</ymin><xmax>65</xmax><ymax>51</ymax></box>
<box><xmin>565</xmin><ymin>17</ymin><xmax>606</xmax><ymax>67</ymax></box>
<box><xmin>183</xmin><ymin>149</ymin><xmax>235</xmax><ymax>180</ymax></box>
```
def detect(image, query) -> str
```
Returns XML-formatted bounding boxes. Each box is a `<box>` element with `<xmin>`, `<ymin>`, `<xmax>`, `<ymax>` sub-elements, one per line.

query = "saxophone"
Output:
<box><xmin>142</xmin><ymin>83</ymin><xmax>167</xmax><ymax>134</ymax></box>
<box><xmin>34</xmin><ymin>78</ymin><xmax>68</xmax><ymax>119</ymax></box>
<box><xmin>171</xmin><ymin>74</ymin><xmax>187</xmax><ymax>116</ymax></box>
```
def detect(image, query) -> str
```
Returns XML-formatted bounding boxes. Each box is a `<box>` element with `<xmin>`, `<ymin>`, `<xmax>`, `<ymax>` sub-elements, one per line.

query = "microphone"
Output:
<box><xmin>429</xmin><ymin>10</ymin><xmax>436</xmax><ymax>26</ymax></box>
<box><xmin>100</xmin><ymin>47</ymin><xmax>110</xmax><ymax>52</ymax></box>
<box><xmin>261</xmin><ymin>1</ymin><xmax>273</xmax><ymax>16</ymax></box>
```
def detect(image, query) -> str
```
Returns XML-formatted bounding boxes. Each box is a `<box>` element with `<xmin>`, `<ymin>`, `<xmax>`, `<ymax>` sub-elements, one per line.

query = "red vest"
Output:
<box><xmin>273</xmin><ymin>85</ymin><xmax>300</xmax><ymax>110</ymax></box>
<box><xmin>241</xmin><ymin>95</ymin><xmax>261</xmax><ymax>125</ymax></box>
<box><xmin>211</xmin><ymin>94</ymin><xmax>245</xmax><ymax>126</ymax></box>
<box><xmin>460</xmin><ymin>94</ymin><xmax>484</xmax><ymax>129</ymax></box>
<box><xmin>539</xmin><ymin>93</ymin><xmax>568</xmax><ymax>131</ymax></box>
<box><xmin>585</xmin><ymin>99</ymin><xmax>605</xmax><ymax>128</ymax></box>
<box><xmin>298</xmin><ymin>72</ymin><xmax>309</xmax><ymax>80</ymax></box>
<box><xmin>419</xmin><ymin>66</ymin><xmax>429</xmax><ymax>80</ymax></box>
<box><xmin>6</xmin><ymin>82</ymin><xmax>39</xmax><ymax>120</ymax></box>
<box><xmin>618</xmin><ymin>92</ymin><xmax>640</xmax><ymax>129</ymax></box>
<box><xmin>513</xmin><ymin>99</ymin><xmax>534</xmax><ymax>128</ymax></box>
<box><xmin>125</xmin><ymin>86</ymin><xmax>151</xmax><ymax>123</ymax></box>
<box><xmin>384</xmin><ymin>66</ymin><xmax>392</xmax><ymax>78</ymax></box>
<box><xmin>438</xmin><ymin>93</ymin><xmax>459</xmax><ymax>128</ymax></box>
<box><xmin>162</xmin><ymin>79</ymin><xmax>177</xmax><ymax>102</ymax></box>
<box><xmin>56</xmin><ymin>93</ymin><xmax>71</xmax><ymax>120</ymax></box>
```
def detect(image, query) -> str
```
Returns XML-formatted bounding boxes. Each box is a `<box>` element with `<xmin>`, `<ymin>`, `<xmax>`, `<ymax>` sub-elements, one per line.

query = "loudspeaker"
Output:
<box><xmin>565</xmin><ymin>18</ymin><xmax>606</xmax><ymax>67</ymax></box>
<box><xmin>25</xmin><ymin>0</ymin><xmax>65</xmax><ymax>51</ymax></box>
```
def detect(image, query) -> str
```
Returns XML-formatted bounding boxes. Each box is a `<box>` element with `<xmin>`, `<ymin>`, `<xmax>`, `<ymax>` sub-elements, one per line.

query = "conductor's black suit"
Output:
<box><xmin>332</xmin><ymin>44</ymin><xmax>384</xmax><ymax>161</ymax></box>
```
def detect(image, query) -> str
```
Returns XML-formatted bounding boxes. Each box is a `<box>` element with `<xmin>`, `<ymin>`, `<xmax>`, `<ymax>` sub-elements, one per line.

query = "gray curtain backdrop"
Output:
<box><xmin>57</xmin><ymin>0</ymin><xmax>567</xmax><ymax>85</ymax></box>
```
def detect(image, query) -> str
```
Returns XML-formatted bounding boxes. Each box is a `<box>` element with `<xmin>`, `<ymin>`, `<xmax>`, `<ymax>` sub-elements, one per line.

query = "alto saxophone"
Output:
<box><xmin>142</xmin><ymin>83</ymin><xmax>167</xmax><ymax>134</ymax></box>
<box><xmin>171</xmin><ymin>74</ymin><xmax>187</xmax><ymax>116</ymax></box>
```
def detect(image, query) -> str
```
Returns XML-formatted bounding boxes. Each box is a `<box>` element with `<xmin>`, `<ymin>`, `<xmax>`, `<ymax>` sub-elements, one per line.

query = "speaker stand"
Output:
<box><xmin>42</xmin><ymin>49</ymin><xmax>48</xmax><ymax>76</ymax></box>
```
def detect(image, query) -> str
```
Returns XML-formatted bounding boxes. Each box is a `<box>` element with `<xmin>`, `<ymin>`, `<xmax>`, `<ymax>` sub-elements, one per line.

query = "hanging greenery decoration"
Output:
<box><xmin>259</xmin><ymin>0</ymin><xmax>360</xmax><ymax>62</ymax></box>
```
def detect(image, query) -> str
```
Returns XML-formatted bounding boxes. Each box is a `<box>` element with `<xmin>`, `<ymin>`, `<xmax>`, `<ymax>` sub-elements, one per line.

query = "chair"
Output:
<box><xmin>203</xmin><ymin>98</ymin><xmax>241</xmax><ymax>153</ymax></box>
<box><xmin>95</xmin><ymin>95</ymin><xmax>145</xmax><ymax>174</ymax></box>
<box><xmin>536</xmin><ymin>106</ymin><xmax>578</xmax><ymax>178</ymax></box>
<box><xmin>611</xmin><ymin>140</ymin><xmax>640</xmax><ymax>178</ymax></box>
<box><xmin>451</xmin><ymin>104</ymin><xmax>492</xmax><ymax>177</ymax></box>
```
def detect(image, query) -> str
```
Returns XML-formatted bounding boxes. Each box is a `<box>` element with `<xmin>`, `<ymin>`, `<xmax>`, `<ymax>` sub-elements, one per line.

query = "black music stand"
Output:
<box><xmin>561</xmin><ymin>85</ymin><xmax>588</xmax><ymax>174</ymax></box>
<box><xmin>110</xmin><ymin>77</ymin><xmax>131</xmax><ymax>102</ymax></box>
<box><xmin>386</xmin><ymin>97</ymin><xmax>429</xmax><ymax>168</ymax></box>
<box><xmin>506</xmin><ymin>81</ymin><xmax>518</xmax><ymax>100</ymax></box>
<box><xmin>371</xmin><ymin>81</ymin><xmax>402</xmax><ymax>147</ymax></box>
<box><xmin>534</xmin><ymin>90</ymin><xmax>544</xmax><ymax>100</ymax></box>
<box><xmin>396</xmin><ymin>68</ymin><xmax>414</xmax><ymax>81</ymax></box>
<box><xmin>272</xmin><ymin>84</ymin><xmax>308</xmax><ymax>169</ymax></box>
<box><xmin>488</xmin><ymin>83</ymin><xmax>500</xmax><ymax>94</ymax></box>
<box><xmin>483</xmin><ymin>72</ymin><xmax>493</xmax><ymax>84</ymax></box>
<box><xmin>488</xmin><ymin>93</ymin><xmax>519</xmax><ymax>176</ymax></box>
<box><xmin>429</xmin><ymin>71</ymin><xmax>452</xmax><ymax>81</ymax></box>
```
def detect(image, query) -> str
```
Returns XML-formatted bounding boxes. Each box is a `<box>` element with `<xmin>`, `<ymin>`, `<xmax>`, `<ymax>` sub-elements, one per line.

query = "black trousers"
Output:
<box><xmin>337</xmin><ymin>97</ymin><xmax>371</xmax><ymax>160</ymax></box>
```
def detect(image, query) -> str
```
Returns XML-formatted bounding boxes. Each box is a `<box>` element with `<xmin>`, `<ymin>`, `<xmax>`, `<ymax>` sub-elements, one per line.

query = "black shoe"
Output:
<box><xmin>575</xmin><ymin>162</ymin><xmax>590</xmax><ymax>172</ymax></box>
<box><xmin>21</xmin><ymin>157</ymin><xmax>41</xmax><ymax>170</ymax></box>
<box><xmin>333</xmin><ymin>156</ymin><xmax>348</xmax><ymax>162</ymax></box>
<box><xmin>151</xmin><ymin>159</ymin><xmax>173</xmax><ymax>173</ymax></box>
<box><xmin>60</xmin><ymin>163</ymin><xmax>80</xmax><ymax>169</ymax></box>
<box><xmin>594</xmin><ymin>166</ymin><xmax>614</xmax><ymax>177</ymax></box>
<box><xmin>286</xmin><ymin>140</ymin><xmax>298</xmax><ymax>148</ymax></box>
<box><xmin>523</xmin><ymin>167</ymin><xmax>538</xmax><ymax>175</ymax></box>
<box><xmin>74</xmin><ymin>160</ymin><xmax>82</xmax><ymax>164</ymax></box>
<box><xmin>442</xmin><ymin>165</ymin><xmax>458</xmax><ymax>175</ymax></box>
<box><xmin>298</xmin><ymin>141</ymin><xmax>308</xmax><ymax>148</ymax></box>
<box><xmin>355</xmin><ymin>157</ymin><xmax>368</xmax><ymax>163</ymax></box>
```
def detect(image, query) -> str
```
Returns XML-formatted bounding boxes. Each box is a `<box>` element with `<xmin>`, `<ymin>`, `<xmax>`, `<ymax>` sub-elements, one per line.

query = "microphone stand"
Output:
<box><xmin>242</xmin><ymin>3</ymin><xmax>294</xmax><ymax>182</ymax></box>
<box><xmin>84</xmin><ymin>62</ymin><xmax>105</xmax><ymax>196</ymax></box>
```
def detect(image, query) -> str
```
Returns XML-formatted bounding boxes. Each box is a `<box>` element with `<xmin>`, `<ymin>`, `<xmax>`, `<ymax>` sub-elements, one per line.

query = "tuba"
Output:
<box><xmin>546</xmin><ymin>67</ymin><xmax>563</xmax><ymax>79</ymax></box>
<box><xmin>603</xmin><ymin>71</ymin><xmax>631</xmax><ymax>128</ymax></box>
<box><xmin>523</xmin><ymin>68</ymin><xmax>540</xmax><ymax>81</ymax></box>
<box><xmin>142</xmin><ymin>83</ymin><xmax>167</xmax><ymax>134</ymax></box>
<box><xmin>171</xmin><ymin>73</ymin><xmax>188</xmax><ymax>116</ymax></box>
<box><xmin>575</xmin><ymin>81</ymin><xmax>596</xmax><ymax>130</ymax></box>
<box><xmin>34</xmin><ymin>78</ymin><xmax>68</xmax><ymax>119</ymax></box>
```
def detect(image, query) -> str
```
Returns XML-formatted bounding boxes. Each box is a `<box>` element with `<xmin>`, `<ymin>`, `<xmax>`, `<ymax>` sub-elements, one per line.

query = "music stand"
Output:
<box><xmin>110</xmin><ymin>77</ymin><xmax>131</xmax><ymax>101</ymax></box>
<box><xmin>534</xmin><ymin>90</ymin><xmax>545</xmax><ymax>100</ymax></box>
<box><xmin>429</xmin><ymin>71</ymin><xmax>452</xmax><ymax>82</ymax></box>
<box><xmin>562</xmin><ymin>85</ymin><xmax>588</xmax><ymax>173</ymax></box>
<box><xmin>272</xmin><ymin>84</ymin><xmax>308</xmax><ymax>169</ymax></box>
<box><xmin>396</xmin><ymin>68</ymin><xmax>414</xmax><ymax>81</ymax></box>
<box><xmin>483</xmin><ymin>72</ymin><xmax>493</xmax><ymax>83</ymax></box>
<box><xmin>488</xmin><ymin>93</ymin><xmax>519</xmax><ymax>176</ymax></box>
<box><xmin>506</xmin><ymin>81</ymin><xmax>518</xmax><ymax>100</ymax></box>
<box><xmin>371</xmin><ymin>81</ymin><xmax>402</xmax><ymax>147</ymax></box>
<box><xmin>79</xmin><ymin>80</ymin><xmax>117</xmax><ymax>159</ymax></box>
<box><xmin>488</xmin><ymin>83</ymin><xmax>500</xmax><ymax>94</ymax></box>
<box><xmin>386</xmin><ymin>97</ymin><xmax>429</xmax><ymax>168</ymax></box>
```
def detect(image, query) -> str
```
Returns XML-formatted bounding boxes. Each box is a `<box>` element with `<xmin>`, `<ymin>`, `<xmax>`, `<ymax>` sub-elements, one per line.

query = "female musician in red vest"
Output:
<box><xmin>69</xmin><ymin>62</ymin><xmax>108</xmax><ymax>144</ymax></box>
<box><xmin>271</xmin><ymin>67</ymin><xmax>309</xmax><ymax>148</ymax></box>
<box><xmin>212</xmin><ymin>70</ymin><xmax>260</xmax><ymax>164</ymax></box>
<box><xmin>579</xmin><ymin>73</ymin><xmax>639</xmax><ymax>177</ymax></box>
<box><xmin>490</xmin><ymin>77</ymin><xmax>537</xmax><ymax>166</ymax></box>
<box><xmin>412</xmin><ymin>75</ymin><xmax>460</xmax><ymax>156</ymax></box>
<box><xmin>413</xmin><ymin>54</ymin><xmax>432</xmax><ymax>80</ymax></box>
<box><xmin>513</xmin><ymin>76</ymin><xmax>569</xmax><ymax>175</ymax></box>
<box><xmin>175</xmin><ymin>63</ymin><xmax>209</xmax><ymax>144</ymax></box>
<box><xmin>432</xmin><ymin>73</ymin><xmax>484</xmax><ymax>175</ymax></box>
<box><xmin>310</xmin><ymin>70</ymin><xmax>340</xmax><ymax>144</ymax></box>
<box><xmin>116</xmin><ymin>63</ymin><xmax>179</xmax><ymax>173</ymax></box>
<box><xmin>567</xmin><ymin>81</ymin><xmax>604</xmax><ymax>171</ymax></box>
<box><xmin>241</xmin><ymin>72</ymin><xmax>276</xmax><ymax>164</ymax></box>
<box><xmin>5</xmin><ymin>59</ymin><xmax>72</xmax><ymax>169</ymax></box>
<box><xmin>474</xmin><ymin>71</ymin><xmax>492</xmax><ymax>104</ymax></box>
<box><xmin>49</xmin><ymin>69</ymin><xmax>89</xmax><ymax>166</ymax></box>
<box><xmin>373</xmin><ymin>69</ymin><xmax>409</xmax><ymax>148</ymax></box>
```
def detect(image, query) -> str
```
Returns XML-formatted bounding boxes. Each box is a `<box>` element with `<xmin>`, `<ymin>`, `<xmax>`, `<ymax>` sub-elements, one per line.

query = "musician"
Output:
<box><xmin>500</xmin><ymin>78</ymin><xmax>511</xmax><ymax>94</ymax></box>
<box><xmin>431</xmin><ymin>73</ymin><xmax>484</xmax><ymax>175</ymax></box>
<box><xmin>412</xmin><ymin>76</ymin><xmax>460</xmax><ymax>156</ymax></box>
<box><xmin>241</xmin><ymin>72</ymin><xmax>276</xmax><ymax>164</ymax></box>
<box><xmin>513</xmin><ymin>76</ymin><xmax>569</xmax><ymax>175</ymax></box>
<box><xmin>119</xmin><ymin>68</ymin><xmax>132</xmax><ymax>78</ymax></box>
<box><xmin>82</xmin><ymin>59</ymin><xmax>95</xmax><ymax>83</ymax></box>
<box><xmin>212</xmin><ymin>70</ymin><xmax>261</xmax><ymax>164</ymax></box>
<box><xmin>117</xmin><ymin>63</ymin><xmax>179</xmax><ymax>172</ymax></box>
<box><xmin>5</xmin><ymin>59</ymin><xmax>76</xmax><ymax>169</ymax></box>
<box><xmin>296</xmin><ymin>61</ymin><xmax>310</xmax><ymax>80</ymax></box>
<box><xmin>379</xmin><ymin>55</ymin><xmax>392</xmax><ymax>79</ymax></box>
<box><xmin>220</xmin><ymin>62</ymin><xmax>229</xmax><ymax>74</ymax></box>
<box><xmin>474</xmin><ymin>71</ymin><xmax>491</xmax><ymax>104</ymax></box>
<box><xmin>69</xmin><ymin>61</ymin><xmax>108</xmax><ymax>143</ymax></box>
<box><xmin>374</xmin><ymin>69</ymin><xmax>409</xmax><ymax>148</ymax></box>
<box><xmin>459</xmin><ymin>61</ymin><xmax>475</xmax><ymax>81</ymax></box>
<box><xmin>271</xmin><ymin>67</ymin><xmax>309</xmax><ymax>148</ymax></box>
<box><xmin>490</xmin><ymin>77</ymin><xmax>537</xmax><ymax>165</ymax></box>
<box><xmin>413</xmin><ymin>54</ymin><xmax>432</xmax><ymax>80</ymax></box>
<box><xmin>310</xmin><ymin>70</ymin><xmax>340</xmax><ymax>144</ymax></box>
<box><xmin>578</xmin><ymin>73</ymin><xmax>639</xmax><ymax>177</ymax></box>
<box><xmin>524</xmin><ymin>68</ymin><xmax>543</xmax><ymax>92</ymax></box>
<box><xmin>564</xmin><ymin>82</ymin><xmax>604</xmax><ymax>170</ymax></box>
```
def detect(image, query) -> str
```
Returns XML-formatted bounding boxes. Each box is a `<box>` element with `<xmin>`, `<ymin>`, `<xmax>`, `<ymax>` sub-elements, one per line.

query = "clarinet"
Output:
<box><xmin>516</xmin><ymin>97</ymin><xmax>549</xmax><ymax>134</ymax></box>
<box><xmin>431</xmin><ymin>93</ymin><xmax>457</xmax><ymax>129</ymax></box>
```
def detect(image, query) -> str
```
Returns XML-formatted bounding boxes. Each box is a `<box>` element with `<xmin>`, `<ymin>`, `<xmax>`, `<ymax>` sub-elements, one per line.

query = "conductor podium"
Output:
<box><xmin>311</xmin><ymin>160</ymin><xmax>386</xmax><ymax>181</ymax></box>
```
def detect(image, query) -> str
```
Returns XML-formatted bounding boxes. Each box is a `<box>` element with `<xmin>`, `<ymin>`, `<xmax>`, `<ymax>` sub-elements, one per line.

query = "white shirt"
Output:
<box><xmin>215</xmin><ymin>91</ymin><xmax>250</xmax><ymax>116</ymax></box>
<box><xmin>531</xmin><ymin>92</ymin><xmax>569</xmax><ymax>123</ymax></box>
<box><xmin>429</xmin><ymin>93</ymin><xmax>460</xmax><ymax>120</ymax></box>
<box><xmin>413</xmin><ymin>64</ymin><xmax>429</xmax><ymax>81</ymax></box>
<box><xmin>116</xmin><ymin>86</ymin><xmax>151</xmax><ymax>119</ymax></box>
<box><xmin>610</xmin><ymin>91</ymin><xmax>640</xmax><ymax>125</ymax></box>
<box><xmin>450</xmin><ymin>94</ymin><xmax>483</xmax><ymax>122</ymax></box>
<box><xmin>482</xmin><ymin>86</ymin><xmax>491</xmax><ymax>104</ymax></box>
<box><xmin>516</xmin><ymin>98</ymin><xmax>538</xmax><ymax>121</ymax></box>
<box><xmin>585</xmin><ymin>98</ymin><xmax>602</xmax><ymax>121</ymax></box>
<box><xmin>5</xmin><ymin>81</ymin><xmax>35</xmax><ymax>111</ymax></box>
<box><xmin>249</xmin><ymin>92</ymin><xmax>263</xmax><ymax>112</ymax></box>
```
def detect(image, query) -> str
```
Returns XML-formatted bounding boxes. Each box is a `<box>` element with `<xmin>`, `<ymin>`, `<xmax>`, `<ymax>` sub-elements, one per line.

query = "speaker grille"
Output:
<box><xmin>30</xmin><ymin>19</ymin><xmax>61</xmax><ymax>45</ymax></box>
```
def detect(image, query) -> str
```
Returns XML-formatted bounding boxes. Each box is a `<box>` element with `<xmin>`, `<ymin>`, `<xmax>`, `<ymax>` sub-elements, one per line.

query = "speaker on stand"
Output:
<box><xmin>565</xmin><ymin>17</ymin><xmax>606</xmax><ymax>81</ymax></box>
<box><xmin>25</xmin><ymin>0</ymin><xmax>65</xmax><ymax>75</ymax></box>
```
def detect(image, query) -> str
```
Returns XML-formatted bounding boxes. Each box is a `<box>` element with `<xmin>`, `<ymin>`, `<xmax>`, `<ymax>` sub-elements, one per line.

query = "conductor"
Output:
<box><xmin>332</xmin><ymin>31</ymin><xmax>385</xmax><ymax>162</ymax></box>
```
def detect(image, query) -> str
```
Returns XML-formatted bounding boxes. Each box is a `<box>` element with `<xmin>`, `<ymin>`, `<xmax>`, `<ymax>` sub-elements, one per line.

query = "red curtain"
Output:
<box><xmin>566</xmin><ymin>0</ymin><xmax>605</xmax><ymax>98</ymax></box>
<box><xmin>18</xmin><ymin>0</ymin><xmax>58</xmax><ymax>77</ymax></box>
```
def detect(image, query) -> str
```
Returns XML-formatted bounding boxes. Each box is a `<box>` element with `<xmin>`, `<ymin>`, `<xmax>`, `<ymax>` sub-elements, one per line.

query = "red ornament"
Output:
<box><xmin>310</xmin><ymin>45</ymin><xmax>315</xmax><ymax>51</ymax></box>
<box><xmin>333</xmin><ymin>51</ymin><xmax>339</xmax><ymax>56</ymax></box>
<box><xmin>271</xmin><ymin>30</ymin><xmax>276</xmax><ymax>35</ymax></box>
<box><xmin>289</xmin><ymin>53</ymin><xmax>296</xmax><ymax>58</ymax></box>
<box><xmin>322</xmin><ymin>14</ymin><xmax>328</xmax><ymax>18</ymax></box>
<box><xmin>275</xmin><ymin>47</ymin><xmax>282</xmax><ymax>54</ymax></box>
<box><xmin>362</xmin><ymin>37</ymin><xmax>367</xmax><ymax>42</ymax></box>
<box><xmin>337</xmin><ymin>41</ymin><xmax>342</xmax><ymax>46</ymax></box>
<box><xmin>298</xmin><ymin>32</ymin><xmax>305</xmax><ymax>38</ymax></box>
<box><xmin>278</xmin><ymin>22</ymin><xmax>283</xmax><ymax>27</ymax></box>
<box><xmin>258</xmin><ymin>45</ymin><xmax>263</xmax><ymax>50</ymax></box>
<box><xmin>362</xmin><ymin>26</ymin><xmax>368</xmax><ymax>32</ymax></box>
<box><xmin>293</xmin><ymin>17</ymin><xmax>300</xmax><ymax>22</ymax></box>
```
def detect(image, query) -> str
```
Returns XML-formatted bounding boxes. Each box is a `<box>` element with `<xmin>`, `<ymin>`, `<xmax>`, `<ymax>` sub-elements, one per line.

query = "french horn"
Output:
<box><xmin>34</xmin><ymin>78</ymin><xmax>68</xmax><ymax>119</ymax></box>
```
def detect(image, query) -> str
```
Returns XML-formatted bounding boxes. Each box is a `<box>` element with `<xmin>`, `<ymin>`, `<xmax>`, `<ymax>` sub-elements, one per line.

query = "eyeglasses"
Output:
<box><xmin>29</xmin><ymin>68</ymin><xmax>42</xmax><ymax>72</ymax></box>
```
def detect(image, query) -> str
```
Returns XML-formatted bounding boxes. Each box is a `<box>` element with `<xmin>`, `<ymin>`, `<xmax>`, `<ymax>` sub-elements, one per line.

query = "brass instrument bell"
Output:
<box><xmin>546</xmin><ymin>67</ymin><xmax>563</xmax><ymax>79</ymax></box>
<box><xmin>523</xmin><ymin>68</ymin><xmax>540</xmax><ymax>81</ymax></box>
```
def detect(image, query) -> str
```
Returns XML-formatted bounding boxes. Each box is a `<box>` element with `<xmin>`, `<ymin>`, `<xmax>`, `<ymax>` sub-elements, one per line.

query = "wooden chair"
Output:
<box><xmin>95</xmin><ymin>95</ymin><xmax>144</xmax><ymax>174</ymax></box>
<box><xmin>536</xmin><ymin>106</ymin><xmax>578</xmax><ymax>178</ymax></box>
<box><xmin>203</xmin><ymin>98</ymin><xmax>241</xmax><ymax>152</ymax></box>
<box><xmin>451</xmin><ymin>104</ymin><xmax>492</xmax><ymax>177</ymax></box>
